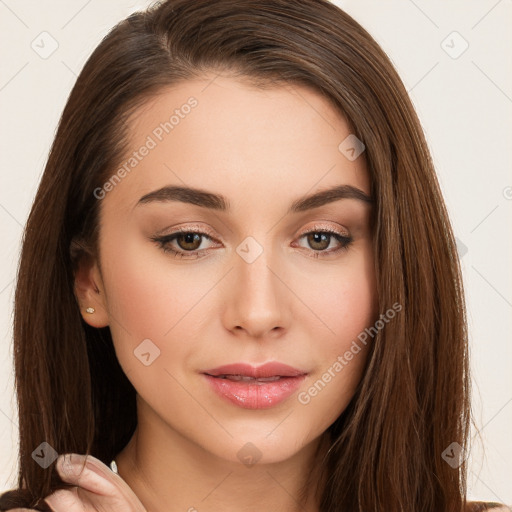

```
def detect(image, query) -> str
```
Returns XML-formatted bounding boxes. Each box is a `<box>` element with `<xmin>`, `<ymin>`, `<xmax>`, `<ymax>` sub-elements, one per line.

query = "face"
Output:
<box><xmin>77</xmin><ymin>73</ymin><xmax>377</xmax><ymax>466</ymax></box>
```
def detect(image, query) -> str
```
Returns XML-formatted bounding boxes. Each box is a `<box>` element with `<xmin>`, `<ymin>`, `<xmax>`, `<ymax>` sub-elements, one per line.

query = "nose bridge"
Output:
<box><xmin>227</xmin><ymin>233</ymin><xmax>286</xmax><ymax>335</ymax></box>
<box><xmin>235</xmin><ymin>234</ymin><xmax>278</xmax><ymax>297</ymax></box>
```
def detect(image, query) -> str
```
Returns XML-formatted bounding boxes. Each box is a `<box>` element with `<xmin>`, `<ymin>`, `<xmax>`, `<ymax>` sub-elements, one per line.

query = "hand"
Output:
<box><xmin>42</xmin><ymin>453</ymin><xmax>147</xmax><ymax>512</ymax></box>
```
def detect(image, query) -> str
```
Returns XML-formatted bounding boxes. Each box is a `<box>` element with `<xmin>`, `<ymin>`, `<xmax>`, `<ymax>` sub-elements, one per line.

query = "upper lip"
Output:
<box><xmin>203</xmin><ymin>362</ymin><xmax>307</xmax><ymax>378</ymax></box>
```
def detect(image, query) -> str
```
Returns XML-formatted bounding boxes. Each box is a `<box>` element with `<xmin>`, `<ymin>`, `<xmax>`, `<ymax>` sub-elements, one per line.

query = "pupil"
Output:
<box><xmin>310</xmin><ymin>232</ymin><xmax>329</xmax><ymax>250</ymax></box>
<box><xmin>180</xmin><ymin>233</ymin><xmax>200</xmax><ymax>250</ymax></box>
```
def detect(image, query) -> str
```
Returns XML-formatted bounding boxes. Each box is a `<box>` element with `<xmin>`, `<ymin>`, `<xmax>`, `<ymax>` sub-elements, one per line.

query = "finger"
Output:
<box><xmin>42</xmin><ymin>488</ymin><xmax>84</xmax><ymax>512</ymax></box>
<box><xmin>54</xmin><ymin>453</ymin><xmax>147</xmax><ymax>511</ymax></box>
<box><xmin>67</xmin><ymin>454</ymin><xmax>119</xmax><ymax>483</ymax></box>
<box><xmin>55</xmin><ymin>455</ymin><xmax>118</xmax><ymax>497</ymax></box>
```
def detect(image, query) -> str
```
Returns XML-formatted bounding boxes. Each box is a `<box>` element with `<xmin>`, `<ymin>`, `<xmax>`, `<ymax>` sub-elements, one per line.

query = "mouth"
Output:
<box><xmin>203</xmin><ymin>361</ymin><xmax>307</xmax><ymax>379</ymax></box>
<box><xmin>201</xmin><ymin>362</ymin><xmax>308</xmax><ymax>409</ymax></box>
<box><xmin>206</xmin><ymin>374</ymin><xmax>286</xmax><ymax>383</ymax></box>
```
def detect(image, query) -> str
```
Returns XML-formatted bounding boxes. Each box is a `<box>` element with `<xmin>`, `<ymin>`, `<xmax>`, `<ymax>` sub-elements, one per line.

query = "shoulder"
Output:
<box><xmin>466</xmin><ymin>502</ymin><xmax>511</xmax><ymax>511</ymax></box>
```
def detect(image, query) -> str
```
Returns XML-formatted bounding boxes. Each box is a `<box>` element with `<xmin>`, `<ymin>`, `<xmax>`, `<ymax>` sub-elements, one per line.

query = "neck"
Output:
<box><xmin>115</xmin><ymin>400</ymin><xmax>329</xmax><ymax>512</ymax></box>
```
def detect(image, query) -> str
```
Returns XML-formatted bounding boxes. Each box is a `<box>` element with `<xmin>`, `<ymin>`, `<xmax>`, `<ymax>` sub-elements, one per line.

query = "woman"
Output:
<box><xmin>0</xmin><ymin>0</ymin><xmax>508</xmax><ymax>510</ymax></box>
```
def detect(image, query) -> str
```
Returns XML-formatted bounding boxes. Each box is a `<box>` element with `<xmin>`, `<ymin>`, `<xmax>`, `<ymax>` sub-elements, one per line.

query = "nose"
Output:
<box><xmin>221</xmin><ymin>237</ymin><xmax>290</xmax><ymax>340</ymax></box>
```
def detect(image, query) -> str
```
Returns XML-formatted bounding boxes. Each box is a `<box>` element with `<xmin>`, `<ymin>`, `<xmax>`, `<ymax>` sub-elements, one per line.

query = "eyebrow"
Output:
<box><xmin>136</xmin><ymin>183</ymin><xmax>373</xmax><ymax>213</ymax></box>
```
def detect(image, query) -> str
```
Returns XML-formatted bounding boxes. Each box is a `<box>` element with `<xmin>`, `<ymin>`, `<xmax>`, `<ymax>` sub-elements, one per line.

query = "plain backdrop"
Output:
<box><xmin>0</xmin><ymin>0</ymin><xmax>511</xmax><ymax>505</ymax></box>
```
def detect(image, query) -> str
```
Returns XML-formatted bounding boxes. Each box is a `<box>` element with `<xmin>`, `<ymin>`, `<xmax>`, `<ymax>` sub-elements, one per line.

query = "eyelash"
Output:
<box><xmin>150</xmin><ymin>226</ymin><xmax>353</xmax><ymax>260</ymax></box>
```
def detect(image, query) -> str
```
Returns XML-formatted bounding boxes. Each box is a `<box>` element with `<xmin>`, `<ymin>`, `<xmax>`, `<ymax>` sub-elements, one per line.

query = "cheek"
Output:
<box><xmin>294</xmin><ymin>250</ymin><xmax>376</xmax><ymax>424</ymax></box>
<box><xmin>99</xmin><ymin>242</ymin><xmax>220</xmax><ymax>422</ymax></box>
<box><xmin>99</xmin><ymin>238</ymin><xmax>216</xmax><ymax>373</ymax></box>
<box><xmin>304</xmin><ymin>247</ymin><xmax>377</xmax><ymax>353</ymax></box>
<box><xmin>321</xmin><ymin>276</ymin><xmax>375</xmax><ymax>338</ymax></box>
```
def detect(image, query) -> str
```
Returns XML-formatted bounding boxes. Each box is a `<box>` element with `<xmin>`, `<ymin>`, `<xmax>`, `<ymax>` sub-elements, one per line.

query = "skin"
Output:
<box><xmin>73</xmin><ymin>73</ymin><xmax>377</xmax><ymax>512</ymax></box>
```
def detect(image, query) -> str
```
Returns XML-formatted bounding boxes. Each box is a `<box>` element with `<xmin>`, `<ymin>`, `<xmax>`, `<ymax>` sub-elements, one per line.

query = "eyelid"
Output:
<box><xmin>155</xmin><ymin>221</ymin><xmax>349</xmax><ymax>242</ymax></box>
<box><xmin>296</xmin><ymin>222</ymin><xmax>350</xmax><ymax>238</ymax></box>
<box><xmin>154</xmin><ymin>223</ymin><xmax>218</xmax><ymax>239</ymax></box>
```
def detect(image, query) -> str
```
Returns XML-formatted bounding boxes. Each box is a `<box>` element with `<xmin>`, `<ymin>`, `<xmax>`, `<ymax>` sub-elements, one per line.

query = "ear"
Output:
<box><xmin>71</xmin><ymin>239</ymin><xmax>109</xmax><ymax>328</ymax></box>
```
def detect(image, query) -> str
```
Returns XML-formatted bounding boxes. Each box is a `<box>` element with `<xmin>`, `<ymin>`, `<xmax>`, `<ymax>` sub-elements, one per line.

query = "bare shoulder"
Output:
<box><xmin>466</xmin><ymin>502</ymin><xmax>511</xmax><ymax>512</ymax></box>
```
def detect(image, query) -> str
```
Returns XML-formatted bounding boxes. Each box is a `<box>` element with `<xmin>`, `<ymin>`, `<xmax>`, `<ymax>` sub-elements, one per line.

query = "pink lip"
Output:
<box><xmin>202</xmin><ymin>362</ymin><xmax>308</xmax><ymax>410</ymax></box>
<box><xmin>203</xmin><ymin>362</ymin><xmax>307</xmax><ymax>378</ymax></box>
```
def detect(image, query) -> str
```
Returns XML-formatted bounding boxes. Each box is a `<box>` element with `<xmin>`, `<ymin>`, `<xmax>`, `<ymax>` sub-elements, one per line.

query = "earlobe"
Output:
<box><xmin>73</xmin><ymin>253</ymin><xmax>110</xmax><ymax>328</ymax></box>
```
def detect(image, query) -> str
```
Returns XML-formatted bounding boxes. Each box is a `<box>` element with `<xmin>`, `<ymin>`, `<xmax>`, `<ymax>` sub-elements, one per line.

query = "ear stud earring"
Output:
<box><xmin>85</xmin><ymin>307</ymin><xmax>95</xmax><ymax>314</ymax></box>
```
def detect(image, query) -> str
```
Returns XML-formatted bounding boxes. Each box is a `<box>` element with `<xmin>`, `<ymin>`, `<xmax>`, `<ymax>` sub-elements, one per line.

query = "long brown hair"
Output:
<box><xmin>0</xmin><ymin>1</ymin><xmax>470</xmax><ymax>510</ymax></box>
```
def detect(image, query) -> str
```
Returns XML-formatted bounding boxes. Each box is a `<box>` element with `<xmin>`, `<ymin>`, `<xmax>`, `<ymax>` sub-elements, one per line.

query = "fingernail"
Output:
<box><xmin>57</xmin><ymin>454</ymin><xmax>77</xmax><ymax>475</ymax></box>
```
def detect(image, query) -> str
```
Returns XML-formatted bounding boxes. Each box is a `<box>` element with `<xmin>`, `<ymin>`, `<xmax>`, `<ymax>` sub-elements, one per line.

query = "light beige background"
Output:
<box><xmin>0</xmin><ymin>0</ymin><xmax>510</xmax><ymax>504</ymax></box>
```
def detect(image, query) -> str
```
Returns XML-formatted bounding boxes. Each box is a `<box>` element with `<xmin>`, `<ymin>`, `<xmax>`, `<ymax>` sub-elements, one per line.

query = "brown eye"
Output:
<box><xmin>306</xmin><ymin>232</ymin><xmax>331</xmax><ymax>251</ymax></box>
<box><xmin>295</xmin><ymin>229</ymin><xmax>353</xmax><ymax>258</ymax></box>
<box><xmin>151</xmin><ymin>229</ymin><xmax>216</xmax><ymax>259</ymax></box>
<box><xmin>175</xmin><ymin>232</ymin><xmax>203</xmax><ymax>251</ymax></box>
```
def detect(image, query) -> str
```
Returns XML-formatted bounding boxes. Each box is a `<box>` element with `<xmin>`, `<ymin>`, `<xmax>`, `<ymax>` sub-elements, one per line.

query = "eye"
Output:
<box><xmin>294</xmin><ymin>228</ymin><xmax>353</xmax><ymax>258</ymax></box>
<box><xmin>151</xmin><ymin>226</ymin><xmax>353</xmax><ymax>260</ymax></box>
<box><xmin>151</xmin><ymin>228</ymin><xmax>216</xmax><ymax>259</ymax></box>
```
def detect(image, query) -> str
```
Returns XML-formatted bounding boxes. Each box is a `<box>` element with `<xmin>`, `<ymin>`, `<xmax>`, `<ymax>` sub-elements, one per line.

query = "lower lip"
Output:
<box><xmin>203</xmin><ymin>374</ymin><xmax>307</xmax><ymax>409</ymax></box>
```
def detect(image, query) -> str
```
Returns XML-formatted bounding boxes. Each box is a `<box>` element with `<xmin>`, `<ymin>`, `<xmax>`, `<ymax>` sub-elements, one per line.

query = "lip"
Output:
<box><xmin>202</xmin><ymin>362</ymin><xmax>308</xmax><ymax>410</ymax></box>
<box><xmin>203</xmin><ymin>362</ymin><xmax>307</xmax><ymax>378</ymax></box>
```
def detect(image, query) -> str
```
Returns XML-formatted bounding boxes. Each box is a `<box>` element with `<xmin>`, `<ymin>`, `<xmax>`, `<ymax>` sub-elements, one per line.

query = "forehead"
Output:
<box><xmin>101</xmin><ymin>74</ymin><xmax>370</xmax><ymax>214</ymax></box>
